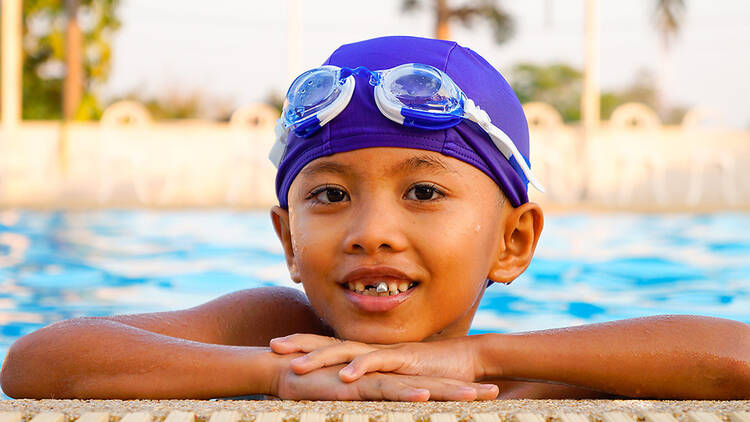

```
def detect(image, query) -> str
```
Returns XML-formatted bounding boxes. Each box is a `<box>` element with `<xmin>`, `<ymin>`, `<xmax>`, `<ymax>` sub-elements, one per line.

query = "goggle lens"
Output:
<box><xmin>383</xmin><ymin>64</ymin><xmax>462</xmax><ymax>114</ymax></box>
<box><xmin>284</xmin><ymin>67</ymin><xmax>343</xmax><ymax>127</ymax></box>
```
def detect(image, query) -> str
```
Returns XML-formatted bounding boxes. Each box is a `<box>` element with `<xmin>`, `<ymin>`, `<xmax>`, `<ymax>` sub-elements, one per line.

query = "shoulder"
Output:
<box><xmin>105</xmin><ymin>286</ymin><xmax>334</xmax><ymax>347</ymax></box>
<box><xmin>195</xmin><ymin>286</ymin><xmax>335</xmax><ymax>346</ymax></box>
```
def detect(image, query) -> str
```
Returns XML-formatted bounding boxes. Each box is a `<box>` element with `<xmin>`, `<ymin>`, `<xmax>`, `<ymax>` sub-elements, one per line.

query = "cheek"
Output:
<box><xmin>291</xmin><ymin>215</ymin><xmax>334</xmax><ymax>268</ymax></box>
<box><xmin>410</xmin><ymin>203</ymin><xmax>500</xmax><ymax>303</ymax></box>
<box><xmin>415</xmin><ymin>205</ymin><xmax>498</xmax><ymax>272</ymax></box>
<box><xmin>289</xmin><ymin>212</ymin><xmax>343</xmax><ymax>306</ymax></box>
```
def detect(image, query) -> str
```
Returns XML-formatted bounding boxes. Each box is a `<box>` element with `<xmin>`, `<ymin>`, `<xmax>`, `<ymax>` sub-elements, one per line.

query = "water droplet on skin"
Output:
<box><xmin>475</xmin><ymin>224</ymin><xmax>482</xmax><ymax>233</ymax></box>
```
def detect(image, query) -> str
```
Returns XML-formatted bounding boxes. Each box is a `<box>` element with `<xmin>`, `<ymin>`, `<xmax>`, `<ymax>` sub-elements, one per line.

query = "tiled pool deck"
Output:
<box><xmin>0</xmin><ymin>399</ymin><xmax>748</xmax><ymax>422</ymax></box>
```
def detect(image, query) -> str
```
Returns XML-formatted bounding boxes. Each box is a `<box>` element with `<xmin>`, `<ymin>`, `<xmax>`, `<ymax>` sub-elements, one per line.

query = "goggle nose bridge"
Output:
<box><xmin>338</xmin><ymin>66</ymin><xmax>382</xmax><ymax>87</ymax></box>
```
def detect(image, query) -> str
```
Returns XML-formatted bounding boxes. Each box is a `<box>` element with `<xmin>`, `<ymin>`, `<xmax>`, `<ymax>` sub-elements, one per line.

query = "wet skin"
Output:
<box><xmin>271</xmin><ymin>146</ymin><xmax>543</xmax><ymax>344</ymax></box>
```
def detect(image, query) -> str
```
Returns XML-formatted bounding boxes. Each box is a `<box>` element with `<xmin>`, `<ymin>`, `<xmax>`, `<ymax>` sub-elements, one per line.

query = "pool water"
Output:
<box><xmin>0</xmin><ymin>210</ymin><xmax>748</xmax><ymax>388</ymax></box>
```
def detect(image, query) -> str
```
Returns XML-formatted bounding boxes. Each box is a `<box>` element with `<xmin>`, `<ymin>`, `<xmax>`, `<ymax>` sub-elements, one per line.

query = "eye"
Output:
<box><xmin>405</xmin><ymin>183</ymin><xmax>444</xmax><ymax>201</ymax></box>
<box><xmin>308</xmin><ymin>185</ymin><xmax>349</xmax><ymax>204</ymax></box>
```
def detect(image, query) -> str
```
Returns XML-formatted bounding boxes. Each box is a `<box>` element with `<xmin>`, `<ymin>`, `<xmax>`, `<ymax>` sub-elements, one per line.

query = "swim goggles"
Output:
<box><xmin>269</xmin><ymin>63</ymin><xmax>544</xmax><ymax>192</ymax></box>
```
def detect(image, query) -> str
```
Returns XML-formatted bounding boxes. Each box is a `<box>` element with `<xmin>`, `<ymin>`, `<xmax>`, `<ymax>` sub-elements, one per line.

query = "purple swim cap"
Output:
<box><xmin>274</xmin><ymin>35</ymin><xmax>531</xmax><ymax>208</ymax></box>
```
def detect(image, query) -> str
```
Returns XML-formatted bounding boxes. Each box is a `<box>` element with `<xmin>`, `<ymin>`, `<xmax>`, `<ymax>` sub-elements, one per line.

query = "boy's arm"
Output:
<box><xmin>274</xmin><ymin>315</ymin><xmax>750</xmax><ymax>399</ymax></box>
<box><xmin>1</xmin><ymin>318</ymin><xmax>281</xmax><ymax>399</ymax></box>
<box><xmin>478</xmin><ymin>315</ymin><xmax>750</xmax><ymax>398</ymax></box>
<box><xmin>0</xmin><ymin>286</ymin><xmax>330</xmax><ymax>398</ymax></box>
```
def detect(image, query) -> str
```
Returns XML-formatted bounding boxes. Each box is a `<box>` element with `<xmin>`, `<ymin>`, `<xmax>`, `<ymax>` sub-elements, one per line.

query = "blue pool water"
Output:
<box><xmin>0</xmin><ymin>209</ymin><xmax>748</xmax><ymax>392</ymax></box>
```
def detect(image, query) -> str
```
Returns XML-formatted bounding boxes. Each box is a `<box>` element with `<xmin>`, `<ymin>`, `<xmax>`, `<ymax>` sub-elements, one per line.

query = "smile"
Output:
<box><xmin>341</xmin><ymin>280</ymin><xmax>418</xmax><ymax>312</ymax></box>
<box><xmin>345</xmin><ymin>280</ymin><xmax>418</xmax><ymax>296</ymax></box>
<box><xmin>339</xmin><ymin>266</ymin><xmax>420</xmax><ymax>312</ymax></box>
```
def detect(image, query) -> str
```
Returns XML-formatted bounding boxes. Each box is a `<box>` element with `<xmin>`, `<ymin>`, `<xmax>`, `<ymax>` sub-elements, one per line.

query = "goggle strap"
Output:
<box><xmin>464</xmin><ymin>100</ymin><xmax>546</xmax><ymax>193</ymax></box>
<box><xmin>269</xmin><ymin>118</ymin><xmax>289</xmax><ymax>168</ymax></box>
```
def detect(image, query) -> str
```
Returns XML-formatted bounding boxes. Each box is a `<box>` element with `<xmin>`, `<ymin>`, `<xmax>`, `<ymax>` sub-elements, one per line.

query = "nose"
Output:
<box><xmin>343</xmin><ymin>199</ymin><xmax>408</xmax><ymax>255</ymax></box>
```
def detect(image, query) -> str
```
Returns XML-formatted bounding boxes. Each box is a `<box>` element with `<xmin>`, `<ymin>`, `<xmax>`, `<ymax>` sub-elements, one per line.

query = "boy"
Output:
<box><xmin>1</xmin><ymin>36</ymin><xmax>748</xmax><ymax>401</ymax></box>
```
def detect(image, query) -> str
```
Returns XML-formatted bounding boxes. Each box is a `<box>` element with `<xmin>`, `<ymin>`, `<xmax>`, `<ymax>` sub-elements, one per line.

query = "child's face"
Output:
<box><xmin>272</xmin><ymin>147</ymin><xmax>542</xmax><ymax>344</ymax></box>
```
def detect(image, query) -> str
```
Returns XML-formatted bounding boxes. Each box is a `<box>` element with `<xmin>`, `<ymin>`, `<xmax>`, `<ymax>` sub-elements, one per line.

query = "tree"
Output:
<box><xmin>510</xmin><ymin>62</ymin><xmax>685</xmax><ymax>124</ymax></box>
<box><xmin>651</xmin><ymin>0</ymin><xmax>685</xmax><ymax>116</ymax></box>
<box><xmin>511</xmin><ymin>63</ymin><xmax>582</xmax><ymax>122</ymax></box>
<box><xmin>20</xmin><ymin>0</ymin><xmax>121</xmax><ymax>120</ymax></box>
<box><xmin>402</xmin><ymin>0</ymin><xmax>514</xmax><ymax>43</ymax></box>
<box><xmin>653</xmin><ymin>0</ymin><xmax>685</xmax><ymax>50</ymax></box>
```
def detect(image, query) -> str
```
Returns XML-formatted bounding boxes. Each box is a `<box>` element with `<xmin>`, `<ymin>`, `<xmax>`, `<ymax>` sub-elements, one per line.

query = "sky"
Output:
<box><xmin>104</xmin><ymin>0</ymin><xmax>750</xmax><ymax>128</ymax></box>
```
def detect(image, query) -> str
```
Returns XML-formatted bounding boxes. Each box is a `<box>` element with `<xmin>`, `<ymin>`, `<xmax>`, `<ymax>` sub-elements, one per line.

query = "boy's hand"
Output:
<box><xmin>270</xmin><ymin>334</ymin><xmax>487</xmax><ymax>384</ymax></box>
<box><xmin>274</xmin><ymin>362</ymin><xmax>498</xmax><ymax>401</ymax></box>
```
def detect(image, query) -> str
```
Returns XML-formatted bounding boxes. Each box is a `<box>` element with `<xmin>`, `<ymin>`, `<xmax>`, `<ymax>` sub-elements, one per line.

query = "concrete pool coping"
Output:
<box><xmin>0</xmin><ymin>400</ymin><xmax>748</xmax><ymax>421</ymax></box>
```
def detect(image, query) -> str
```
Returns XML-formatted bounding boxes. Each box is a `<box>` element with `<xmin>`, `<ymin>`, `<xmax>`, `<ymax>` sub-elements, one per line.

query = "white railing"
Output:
<box><xmin>0</xmin><ymin>101</ymin><xmax>748</xmax><ymax>209</ymax></box>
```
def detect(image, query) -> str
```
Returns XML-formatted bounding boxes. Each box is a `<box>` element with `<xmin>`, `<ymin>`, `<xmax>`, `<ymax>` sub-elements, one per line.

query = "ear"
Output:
<box><xmin>487</xmin><ymin>202</ymin><xmax>544</xmax><ymax>284</ymax></box>
<box><xmin>270</xmin><ymin>206</ymin><xmax>302</xmax><ymax>283</ymax></box>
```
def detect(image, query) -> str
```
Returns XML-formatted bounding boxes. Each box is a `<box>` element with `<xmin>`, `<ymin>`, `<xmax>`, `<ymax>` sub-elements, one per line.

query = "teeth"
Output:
<box><xmin>375</xmin><ymin>281</ymin><xmax>388</xmax><ymax>293</ymax></box>
<box><xmin>345</xmin><ymin>280</ymin><xmax>417</xmax><ymax>295</ymax></box>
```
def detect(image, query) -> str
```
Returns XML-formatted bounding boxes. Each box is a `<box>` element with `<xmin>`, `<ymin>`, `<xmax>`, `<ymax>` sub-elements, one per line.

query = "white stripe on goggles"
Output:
<box><xmin>269</xmin><ymin>63</ymin><xmax>544</xmax><ymax>193</ymax></box>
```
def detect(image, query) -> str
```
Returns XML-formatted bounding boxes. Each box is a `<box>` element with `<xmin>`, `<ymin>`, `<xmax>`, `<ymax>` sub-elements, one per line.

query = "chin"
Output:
<box><xmin>333</xmin><ymin>323</ymin><xmax>427</xmax><ymax>344</ymax></box>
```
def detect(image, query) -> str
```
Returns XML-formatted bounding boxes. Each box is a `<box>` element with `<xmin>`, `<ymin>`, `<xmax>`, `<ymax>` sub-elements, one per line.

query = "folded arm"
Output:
<box><xmin>0</xmin><ymin>286</ymin><xmax>495</xmax><ymax>401</ymax></box>
<box><xmin>0</xmin><ymin>286</ymin><xmax>328</xmax><ymax>399</ymax></box>
<box><xmin>478</xmin><ymin>315</ymin><xmax>750</xmax><ymax>398</ymax></box>
<box><xmin>273</xmin><ymin>315</ymin><xmax>750</xmax><ymax>399</ymax></box>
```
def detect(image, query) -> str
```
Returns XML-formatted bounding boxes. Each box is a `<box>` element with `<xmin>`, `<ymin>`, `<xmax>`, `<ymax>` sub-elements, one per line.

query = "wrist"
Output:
<box><xmin>472</xmin><ymin>333</ymin><xmax>506</xmax><ymax>380</ymax></box>
<box><xmin>262</xmin><ymin>349</ymin><xmax>296</xmax><ymax>397</ymax></box>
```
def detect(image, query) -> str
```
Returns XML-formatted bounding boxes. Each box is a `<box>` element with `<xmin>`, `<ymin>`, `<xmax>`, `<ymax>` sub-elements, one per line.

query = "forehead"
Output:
<box><xmin>299</xmin><ymin>148</ymin><xmax>459</xmax><ymax>179</ymax></box>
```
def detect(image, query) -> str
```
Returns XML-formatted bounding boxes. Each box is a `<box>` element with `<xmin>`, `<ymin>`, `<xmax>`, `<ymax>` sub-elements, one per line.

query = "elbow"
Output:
<box><xmin>0</xmin><ymin>320</ymin><xmax>83</xmax><ymax>398</ymax></box>
<box><xmin>1</xmin><ymin>338</ymin><xmax>37</xmax><ymax>398</ymax></box>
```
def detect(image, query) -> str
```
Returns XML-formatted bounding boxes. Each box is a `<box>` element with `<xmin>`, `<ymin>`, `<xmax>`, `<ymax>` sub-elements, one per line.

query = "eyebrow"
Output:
<box><xmin>390</xmin><ymin>154</ymin><xmax>456</xmax><ymax>175</ymax></box>
<box><xmin>299</xmin><ymin>154</ymin><xmax>456</xmax><ymax>178</ymax></box>
<box><xmin>299</xmin><ymin>161</ymin><xmax>355</xmax><ymax>177</ymax></box>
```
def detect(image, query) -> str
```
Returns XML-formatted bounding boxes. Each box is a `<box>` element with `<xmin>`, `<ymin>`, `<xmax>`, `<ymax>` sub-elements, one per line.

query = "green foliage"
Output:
<box><xmin>510</xmin><ymin>63</ymin><xmax>685</xmax><ymax>124</ymax></box>
<box><xmin>599</xmin><ymin>69</ymin><xmax>659</xmax><ymax>119</ymax></box>
<box><xmin>510</xmin><ymin>63</ymin><xmax>582</xmax><ymax>122</ymax></box>
<box><xmin>402</xmin><ymin>0</ymin><xmax>514</xmax><ymax>43</ymax></box>
<box><xmin>19</xmin><ymin>0</ymin><xmax>121</xmax><ymax>120</ymax></box>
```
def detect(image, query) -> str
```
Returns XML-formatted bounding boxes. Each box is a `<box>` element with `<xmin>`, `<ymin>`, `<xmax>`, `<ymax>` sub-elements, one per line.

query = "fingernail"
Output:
<box><xmin>480</xmin><ymin>384</ymin><xmax>497</xmax><ymax>390</ymax></box>
<box><xmin>290</xmin><ymin>356</ymin><xmax>306</xmax><ymax>365</ymax></box>
<box><xmin>270</xmin><ymin>337</ymin><xmax>286</xmax><ymax>343</ymax></box>
<box><xmin>339</xmin><ymin>366</ymin><xmax>354</xmax><ymax>377</ymax></box>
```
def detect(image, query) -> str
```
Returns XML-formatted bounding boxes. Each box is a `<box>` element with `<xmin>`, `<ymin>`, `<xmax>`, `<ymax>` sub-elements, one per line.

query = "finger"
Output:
<box><xmin>339</xmin><ymin>349</ymin><xmax>413</xmax><ymax>382</ymax></box>
<box><xmin>269</xmin><ymin>333</ymin><xmax>339</xmax><ymax>354</ymax></box>
<box><xmin>476</xmin><ymin>383</ymin><xmax>500</xmax><ymax>400</ymax></box>
<box><xmin>398</xmin><ymin>376</ymin><xmax>480</xmax><ymax>401</ymax></box>
<box><xmin>356</xmin><ymin>374</ymin><xmax>430</xmax><ymax>402</ymax></box>
<box><xmin>290</xmin><ymin>342</ymin><xmax>376</xmax><ymax>374</ymax></box>
<box><xmin>400</xmin><ymin>376</ymin><xmax>499</xmax><ymax>401</ymax></box>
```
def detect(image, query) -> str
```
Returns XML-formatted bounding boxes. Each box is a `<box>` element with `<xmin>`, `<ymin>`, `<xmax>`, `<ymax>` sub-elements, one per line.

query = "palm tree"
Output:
<box><xmin>402</xmin><ymin>0</ymin><xmax>514</xmax><ymax>43</ymax></box>
<box><xmin>652</xmin><ymin>0</ymin><xmax>685</xmax><ymax>116</ymax></box>
<box><xmin>64</xmin><ymin>0</ymin><xmax>83</xmax><ymax>120</ymax></box>
<box><xmin>653</xmin><ymin>0</ymin><xmax>685</xmax><ymax>50</ymax></box>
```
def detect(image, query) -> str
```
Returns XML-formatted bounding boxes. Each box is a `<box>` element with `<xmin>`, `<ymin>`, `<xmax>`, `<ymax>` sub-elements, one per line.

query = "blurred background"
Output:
<box><xmin>0</xmin><ymin>0</ymin><xmax>749</xmax><ymax>397</ymax></box>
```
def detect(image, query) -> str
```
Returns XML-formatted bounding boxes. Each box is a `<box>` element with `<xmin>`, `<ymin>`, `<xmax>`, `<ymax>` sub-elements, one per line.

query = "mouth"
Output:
<box><xmin>343</xmin><ymin>280</ymin><xmax>419</xmax><ymax>296</ymax></box>
<box><xmin>339</xmin><ymin>267</ymin><xmax>420</xmax><ymax>312</ymax></box>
